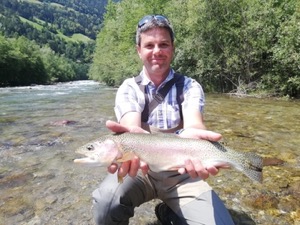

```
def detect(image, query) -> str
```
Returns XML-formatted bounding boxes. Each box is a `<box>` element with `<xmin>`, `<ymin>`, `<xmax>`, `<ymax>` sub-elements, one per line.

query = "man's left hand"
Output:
<box><xmin>177</xmin><ymin>128</ymin><xmax>227</xmax><ymax>179</ymax></box>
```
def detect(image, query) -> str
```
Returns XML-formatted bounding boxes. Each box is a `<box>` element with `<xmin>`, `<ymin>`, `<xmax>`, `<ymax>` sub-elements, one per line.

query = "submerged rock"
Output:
<box><xmin>49</xmin><ymin>120</ymin><xmax>77</xmax><ymax>126</ymax></box>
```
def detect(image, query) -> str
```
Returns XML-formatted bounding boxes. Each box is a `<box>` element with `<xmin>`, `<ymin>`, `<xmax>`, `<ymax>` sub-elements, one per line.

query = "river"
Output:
<box><xmin>0</xmin><ymin>80</ymin><xmax>299</xmax><ymax>225</ymax></box>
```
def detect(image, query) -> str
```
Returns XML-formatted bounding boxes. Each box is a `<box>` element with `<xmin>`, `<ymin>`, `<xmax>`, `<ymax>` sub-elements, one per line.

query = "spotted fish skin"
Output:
<box><xmin>74</xmin><ymin>132</ymin><xmax>263</xmax><ymax>183</ymax></box>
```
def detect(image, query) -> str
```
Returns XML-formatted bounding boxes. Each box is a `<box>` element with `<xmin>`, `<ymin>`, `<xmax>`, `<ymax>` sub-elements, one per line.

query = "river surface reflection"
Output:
<box><xmin>0</xmin><ymin>81</ymin><xmax>299</xmax><ymax>225</ymax></box>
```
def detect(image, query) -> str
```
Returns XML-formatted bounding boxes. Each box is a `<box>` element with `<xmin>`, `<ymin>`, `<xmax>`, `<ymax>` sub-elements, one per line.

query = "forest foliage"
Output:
<box><xmin>0</xmin><ymin>35</ymin><xmax>82</xmax><ymax>86</ymax></box>
<box><xmin>0</xmin><ymin>0</ymin><xmax>108</xmax><ymax>86</ymax></box>
<box><xmin>89</xmin><ymin>0</ymin><xmax>300</xmax><ymax>98</ymax></box>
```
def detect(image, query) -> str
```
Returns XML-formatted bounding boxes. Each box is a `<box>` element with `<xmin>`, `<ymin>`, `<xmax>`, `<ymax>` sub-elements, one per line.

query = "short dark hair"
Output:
<box><xmin>136</xmin><ymin>15</ymin><xmax>174</xmax><ymax>46</ymax></box>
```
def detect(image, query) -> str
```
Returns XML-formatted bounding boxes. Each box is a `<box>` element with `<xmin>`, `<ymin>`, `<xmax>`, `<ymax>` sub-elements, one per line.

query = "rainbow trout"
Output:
<box><xmin>74</xmin><ymin>132</ymin><xmax>263</xmax><ymax>183</ymax></box>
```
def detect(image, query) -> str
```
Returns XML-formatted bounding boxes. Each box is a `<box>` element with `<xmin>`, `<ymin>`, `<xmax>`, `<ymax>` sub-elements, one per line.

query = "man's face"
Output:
<box><xmin>137</xmin><ymin>27</ymin><xmax>174</xmax><ymax>77</ymax></box>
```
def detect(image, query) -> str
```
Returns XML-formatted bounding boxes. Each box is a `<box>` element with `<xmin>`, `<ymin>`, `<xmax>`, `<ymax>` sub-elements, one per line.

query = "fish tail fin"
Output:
<box><xmin>242</xmin><ymin>152</ymin><xmax>263</xmax><ymax>183</ymax></box>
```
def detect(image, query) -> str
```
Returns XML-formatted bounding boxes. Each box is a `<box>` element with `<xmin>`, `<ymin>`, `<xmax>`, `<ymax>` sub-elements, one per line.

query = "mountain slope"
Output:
<box><xmin>0</xmin><ymin>0</ymin><xmax>111</xmax><ymax>86</ymax></box>
<box><xmin>0</xmin><ymin>0</ymin><xmax>107</xmax><ymax>41</ymax></box>
<box><xmin>0</xmin><ymin>0</ymin><xmax>111</xmax><ymax>65</ymax></box>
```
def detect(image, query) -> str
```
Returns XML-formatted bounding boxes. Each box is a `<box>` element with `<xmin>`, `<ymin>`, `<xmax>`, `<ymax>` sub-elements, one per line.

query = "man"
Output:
<box><xmin>92</xmin><ymin>15</ymin><xmax>234</xmax><ymax>225</ymax></box>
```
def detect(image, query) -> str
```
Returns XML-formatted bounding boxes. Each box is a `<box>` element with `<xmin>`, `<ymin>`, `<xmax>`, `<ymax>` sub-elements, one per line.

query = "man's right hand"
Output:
<box><xmin>106</xmin><ymin>120</ymin><xmax>148</xmax><ymax>134</ymax></box>
<box><xmin>105</xmin><ymin>120</ymin><xmax>149</xmax><ymax>177</ymax></box>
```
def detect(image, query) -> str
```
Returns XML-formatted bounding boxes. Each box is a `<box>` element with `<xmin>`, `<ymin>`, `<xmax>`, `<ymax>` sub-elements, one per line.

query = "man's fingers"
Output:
<box><xmin>117</xmin><ymin>161</ymin><xmax>130</xmax><ymax>178</ymax></box>
<box><xmin>140</xmin><ymin>161</ymin><xmax>149</xmax><ymax>176</ymax></box>
<box><xmin>107</xmin><ymin>163</ymin><xmax>118</xmax><ymax>174</ymax></box>
<box><xmin>106</xmin><ymin>120</ymin><xmax>149</xmax><ymax>134</ymax></box>
<box><xmin>128</xmin><ymin>127</ymin><xmax>149</xmax><ymax>133</ymax></box>
<box><xmin>184</xmin><ymin>159</ymin><xmax>198</xmax><ymax>178</ymax></box>
<box><xmin>193</xmin><ymin>160</ymin><xmax>209</xmax><ymax>179</ymax></box>
<box><xmin>128</xmin><ymin>157</ymin><xmax>140</xmax><ymax>177</ymax></box>
<box><xmin>106</xmin><ymin>120</ymin><xmax>129</xmax><ymax>133</ymax></box>
<box><xmin>206</xmin><ymin>166</ymin><xmax>219</xmax><ymax>176</ymax></box>
<box><xmin>179</xmin><ymin>128</ymin><xmax>222</xmax><ymax>142</ymax></box>
<box><xmin>114</xmin><ymin>157</ymin><xmax>148</xmax><ymax>178</ymax></box>
<box><xmin>178</xmin><ymin>167</ymin><xmax>186</xmax><ymax>175</ymax></box>
<box><xmin>180</xmin><ymin>160</ymin><xmax>220</xmax><ymax>179</ymax></box>
<box><xmin>198</xmin><ymin>130</ymin><xmax>222</xmax><ymax>142</ymax></box>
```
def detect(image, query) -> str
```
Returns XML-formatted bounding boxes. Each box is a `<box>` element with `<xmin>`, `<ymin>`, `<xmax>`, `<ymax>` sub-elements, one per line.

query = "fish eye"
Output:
<box><xmin>87</xmin><ymin>145</ymin><xmax>94</xmax><ymax>151</ymax></box>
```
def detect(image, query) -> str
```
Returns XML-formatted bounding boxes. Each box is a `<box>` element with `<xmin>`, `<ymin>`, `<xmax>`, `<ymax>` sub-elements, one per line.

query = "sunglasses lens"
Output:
<box><xmin>154</xmin><ymin>15</ymin><xmax>168</xmax><ymax>22</ymax></box>
<box><xmin>138</xmin><ymin>15</ymin><xmax>153</xmax><ymax>28</ymax></box>
<box><xmin>138</xmin><ymin>15</ymin><xmax>169</xmax><ymax>28</ymax></box>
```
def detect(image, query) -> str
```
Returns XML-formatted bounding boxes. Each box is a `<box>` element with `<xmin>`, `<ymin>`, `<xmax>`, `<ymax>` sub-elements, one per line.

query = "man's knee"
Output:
<box><xmin>92</xmin><ymin>188</ymin><xmax>134</xmax><ymax>225</ymax></box>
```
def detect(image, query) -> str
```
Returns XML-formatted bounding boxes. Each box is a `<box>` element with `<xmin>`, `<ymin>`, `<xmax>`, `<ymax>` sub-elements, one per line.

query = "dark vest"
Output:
<box><xmin>134</xmin><ymin>73</ymin><xmax>185</xmax><ymax>132</ymax></box>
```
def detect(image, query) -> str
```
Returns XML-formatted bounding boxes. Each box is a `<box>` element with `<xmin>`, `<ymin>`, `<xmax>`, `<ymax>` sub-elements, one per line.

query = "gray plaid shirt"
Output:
<box><xmin>114</xmin><ymin>68</ymin><xmax>205</xmax><ymax>129</ymax></box>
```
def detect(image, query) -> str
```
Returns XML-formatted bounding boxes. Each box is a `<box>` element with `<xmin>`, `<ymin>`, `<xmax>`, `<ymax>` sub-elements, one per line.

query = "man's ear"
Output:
<box><xmin>136</xmin><ymin>45</ymin><xmax>142</xmax><ymax>59</ymax></box>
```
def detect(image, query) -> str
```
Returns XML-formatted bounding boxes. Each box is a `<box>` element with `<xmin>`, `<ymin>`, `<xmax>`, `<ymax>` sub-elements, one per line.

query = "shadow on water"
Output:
<box><xmin>134</xmin><ymin>211</ymin><xmax>256</xmax><ymax>225</ymax></box>
<box><xmin>146</xmin><ymin>222</ymin><xmax>161</xmax><ymax>225</ymax></box>
<box><xmin>230</xmin><ymin>209</ymin><xmax>256</xmax><ymax>225</ymax></box>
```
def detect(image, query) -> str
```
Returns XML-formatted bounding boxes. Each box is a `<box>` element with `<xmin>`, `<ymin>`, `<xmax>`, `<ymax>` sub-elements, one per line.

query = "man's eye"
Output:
<box><xmin>145</xmin><ymin>44</ymin><xmax>154</xmax><ymax>48</ymax></box>
<box><xmin>160</xmin><ymin>43</ymin><xmax>169</xmax><ymax>48</ymax></box>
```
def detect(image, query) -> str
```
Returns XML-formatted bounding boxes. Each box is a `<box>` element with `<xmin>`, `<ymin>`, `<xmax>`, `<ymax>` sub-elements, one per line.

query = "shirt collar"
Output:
<box><xmin>139</xmin><ymin>68</ymin><xmax>175</xmax><ymax>87</ymax></box>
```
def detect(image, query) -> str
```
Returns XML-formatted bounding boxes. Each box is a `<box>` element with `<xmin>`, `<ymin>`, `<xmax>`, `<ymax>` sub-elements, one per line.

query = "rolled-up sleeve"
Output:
<box><xmin>114</xmin><ymin>78</ymin><xmax>144</xmax><ymax>122</ymax></box>
<box><xmin>182</xmin><ymin>78</ymin><xmax>205</xmax><ymax>113</ymax></box>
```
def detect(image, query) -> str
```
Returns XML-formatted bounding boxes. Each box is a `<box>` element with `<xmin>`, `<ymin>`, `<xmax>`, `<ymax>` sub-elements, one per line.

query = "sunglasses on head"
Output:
<box><xmin>138</xmin><ymin>15</ymin><xmax>170</xmax><ymax>28</ymax></box>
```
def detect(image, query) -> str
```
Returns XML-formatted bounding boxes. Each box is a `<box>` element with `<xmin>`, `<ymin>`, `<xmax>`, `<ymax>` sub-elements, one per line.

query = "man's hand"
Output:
<box><xmin>105</xmin><ymin>120</ymin><xmax>149</xmax><ymax>177</ymax></box>
<box><xmin>179</xmin><ymin>128</ymin><xmax>222</xmax><ymax>141</ymax></box>
<box><xmin>105</xmin><ymin>121</ymin><xmax>227</xmax><ymax>180</ymax></box>
<box><xmin>177</xmin><ymin>128</ymin><xmax>227</xmax><ymax>179</ymax></box>
<box><xmin>106</xmin><ymin>120</ymin><xmax>148</xmax><ymax>134</ymax></box>
<box><xmin>178</xmin><ymin>159</ymin><xmax>220</xmax><ymax>179</ymax></box>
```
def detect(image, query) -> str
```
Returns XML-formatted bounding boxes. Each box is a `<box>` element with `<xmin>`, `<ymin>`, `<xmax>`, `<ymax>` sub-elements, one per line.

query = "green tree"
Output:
<box><xmin>39</xmin><ymin>46</ymin><xmax>76</xmax><ymax>82</ymax></box>
<box><xmin>89</xmin><ymin>0</ymin><xmax>171</xmax><ymax>86</ymax></box>
<box><xmin>14</xmin><ymin>36</ymin><xmax>48</xmax><ymax>85</ymax></box>
<box><xmin>0</xmin><ymin>35</ymin><xmax>16</xmax><ymax>86</ymax></box>
<box><xmin>0</xmin><ymin>35</ymin><xmax>47</xmax><ymax>86</ymax></box>
<box><xmin>90</xmin><ymin>0</ymin><xmax>300</xmax><ymax>98</ymax></box>
<box><xmin>266</xmin><ymin>0</ymin><xmax>300</xmax><ymax>97</ymax></box>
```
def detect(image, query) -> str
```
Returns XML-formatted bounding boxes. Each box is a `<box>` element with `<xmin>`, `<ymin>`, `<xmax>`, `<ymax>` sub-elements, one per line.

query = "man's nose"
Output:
<box><xmin>153</xmin><ymin>46</ymin><xmax>162</xmax><ymax>54</ymax></box>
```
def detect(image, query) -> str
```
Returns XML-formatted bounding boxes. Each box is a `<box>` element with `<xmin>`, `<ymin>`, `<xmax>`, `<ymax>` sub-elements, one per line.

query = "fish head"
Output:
<box><xmin>74</xmin><ymin>138</ymin><xmax>122</xmax><ymax>167</ymax></box>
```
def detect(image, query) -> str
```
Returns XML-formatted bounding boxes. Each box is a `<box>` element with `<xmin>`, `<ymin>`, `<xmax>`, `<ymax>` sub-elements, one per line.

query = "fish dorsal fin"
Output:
<box><xmin>116</xmin><ymin>151</ymin><xmax>136</xmax><ymax>163</ymax></box>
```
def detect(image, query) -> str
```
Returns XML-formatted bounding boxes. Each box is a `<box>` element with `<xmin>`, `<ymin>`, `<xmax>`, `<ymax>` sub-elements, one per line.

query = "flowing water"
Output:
<box><xmin>0</xmin><ymin>81</ymin><xmax>299</xmax><ymax>225</ymax></box>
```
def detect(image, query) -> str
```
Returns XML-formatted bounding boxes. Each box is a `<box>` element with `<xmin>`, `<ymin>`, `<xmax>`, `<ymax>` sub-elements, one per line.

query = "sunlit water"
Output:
<box><xmin>0</xmin><ymin>81</ymin><xmax>299</xmax><ymax>225</ymax></box>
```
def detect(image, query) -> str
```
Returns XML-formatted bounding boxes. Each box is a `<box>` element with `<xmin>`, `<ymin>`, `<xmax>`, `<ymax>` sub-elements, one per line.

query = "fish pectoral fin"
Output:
<box><xmin>116</xmin><ymin>151</ymin><xmax>136</xmax><ymax>163</ymax></box>
<box><xmin>117</xmin><ymin>175</ymin><xmax>124</xmax><ymax>183</ymax></box>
